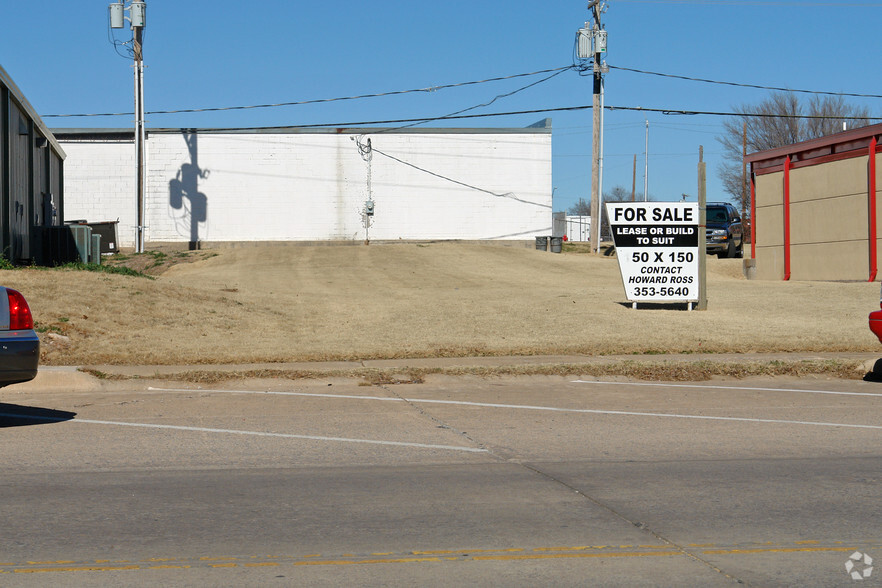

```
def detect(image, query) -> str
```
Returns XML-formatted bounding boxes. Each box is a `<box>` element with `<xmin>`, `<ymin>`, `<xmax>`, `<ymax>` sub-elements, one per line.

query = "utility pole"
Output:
<box><xmin>134</xmin><ymin>11</ymin><xmax>145</xmax><ymax>253</ymax></box>
<box><xmin>644</xmin><ymin>118</ymin><xmax>649</xmax><ymax>201</ymax></box>
<box><xmin>631</xmin><ymin>154</ymin><xmax>636</xmax><ymax>202</ymax></box>
<box><xmin>576</xmin><ymin>4</ymin><xmax>608</xmax><ymax>251</ymax></box>
<box><xmin>697</xmin><ymin>146</ymin><xmax>707</xmax><ymax>311</ymax></box>
<box><xmin>741</xmin><ymin>121</ymin><xmax>748</xmax><ymax>231</ymax></box>
<box><xmin>588</xmin><ymin>0</ymin><xmax>606</xmax><ymax>253</ymax></box>
<box><xmin>110</xmin><ymin>1</ymin><xmax>146</xmax><ymax>253</ymax></box>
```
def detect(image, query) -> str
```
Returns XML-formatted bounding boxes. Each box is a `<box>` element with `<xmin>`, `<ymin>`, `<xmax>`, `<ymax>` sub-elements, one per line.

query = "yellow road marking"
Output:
<box><xmin>533</xmin><ymin>546</ymin><xmax>608</xmax><ymax>552</ymax></box>
<box><xmin>294</xmin><ymin>557</ymin><xmax>443</xmax><ymax>566</ymax></box>
<box><xmin>474</xmin><ymin>551</ymin><xmax>682</xmax><ymax>561</ymax></box>
<box><xmin>703</xmin><ymin>547</ymin><xmax>857</xmax><ymax>555</ymax></box>
<box><xmin>413</xmin><ymin>548</ymin><xmax>523</xmax><ymax>555</ymax></box>
<box><xmin>15</xmin><ymin>565</ymin><xmax>141</xmax><ymax>573</ymax></box>
<box><xmin>4</xmin><ymin>540</ymin><xmax>881</xmax><ymax>574</ymax></box>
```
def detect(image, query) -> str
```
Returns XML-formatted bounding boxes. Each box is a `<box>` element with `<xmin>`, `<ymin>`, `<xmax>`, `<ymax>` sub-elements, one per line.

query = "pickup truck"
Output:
<box><xmin>706</xmin><ymin>202</ymin><xmax>743</xmax><ymax>258</ymax></box>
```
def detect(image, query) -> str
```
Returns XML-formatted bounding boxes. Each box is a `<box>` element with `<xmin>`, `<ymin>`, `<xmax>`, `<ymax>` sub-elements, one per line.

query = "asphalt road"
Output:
<box><xmin>1</xmin><ymin>373</ymin><xmax>881</xmax><ymax>587</ymax></box>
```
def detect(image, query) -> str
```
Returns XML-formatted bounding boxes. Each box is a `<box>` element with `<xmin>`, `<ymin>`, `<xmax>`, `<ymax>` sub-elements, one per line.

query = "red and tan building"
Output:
<box><xmin>746</xmin><ymin>123</ymin><xmax>882</xmax><ymax>281</ymax></box>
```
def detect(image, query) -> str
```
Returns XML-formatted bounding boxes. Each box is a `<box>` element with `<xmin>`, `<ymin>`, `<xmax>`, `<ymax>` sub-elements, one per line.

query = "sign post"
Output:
<box><xmin>606</xmin><ymin>202</ymin><xmax>700</xmax><ymax>309</ymax></box>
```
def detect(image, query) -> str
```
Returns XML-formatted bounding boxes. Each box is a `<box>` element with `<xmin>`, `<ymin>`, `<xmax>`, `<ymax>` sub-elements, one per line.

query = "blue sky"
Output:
<box><xmin>3</xmin><ymin>1</ymin><xmax>881</xmax><ymax>214</ymax></box>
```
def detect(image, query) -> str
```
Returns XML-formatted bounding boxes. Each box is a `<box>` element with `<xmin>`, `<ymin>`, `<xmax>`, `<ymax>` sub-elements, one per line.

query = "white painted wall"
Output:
<box><xmin>61</xmin><ymin>140</ymin><xmax>137</xmax><ymax>234</ymax></box>
<box><xmin>58</xmin><ymin>130</ymin><xmax>552</xmax><ymax>247</ymax></box>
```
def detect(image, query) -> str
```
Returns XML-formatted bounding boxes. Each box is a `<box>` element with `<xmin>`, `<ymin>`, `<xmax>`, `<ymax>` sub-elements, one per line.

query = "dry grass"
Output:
<box><xmin>80</xmin><ymin>358</ymin><xmax>866</xmax><ymax>385</ymax></box>
<box><xmin>2</xmin><ymin>242</ymin><xmax>879</xmax><ymax>367</ymax></box>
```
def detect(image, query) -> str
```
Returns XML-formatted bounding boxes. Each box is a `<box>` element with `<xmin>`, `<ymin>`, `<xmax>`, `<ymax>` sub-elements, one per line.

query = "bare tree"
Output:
<box><xmin>567</xmin><ymin>198</ymin><xmax>591</xmax><ymax>216</ymax></box>
<box><xmin>600</xmin><ymin>185</ymin><xmax>651</xmax><ymax>238</ymax></box>
<box><xmin>718</xmin><ymin>91</ymin><xmax>871</xmax><ymax>215</ymax></box>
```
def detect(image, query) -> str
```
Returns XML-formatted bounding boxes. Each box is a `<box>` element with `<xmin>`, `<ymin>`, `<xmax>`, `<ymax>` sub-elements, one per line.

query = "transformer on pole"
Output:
<box><xmin>109</xmin><ymin>1</ymin><xmax>147</xmax><ymax>253</ymax></box>
<box><xmin>577</xmin><ymin>2</ymin><xmax>608</xmax><ymax>253</ymax></box>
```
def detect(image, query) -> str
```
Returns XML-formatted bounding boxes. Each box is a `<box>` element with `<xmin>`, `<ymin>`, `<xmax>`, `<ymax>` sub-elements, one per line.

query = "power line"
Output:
<box><xmin>44</xmin><ymin>61</ymin><xmax>882</xmax><ymax>123</ymax></box>
<box><xmin>41</xmin><ymin>66</ymin><xmax>574</xmax><ymax>119</ymax></box>
<box><xmin>147</xmin><ymin>104</ymin><xmax>882</xmax><ymax>134</ymax></box>
<box><xmin>610</xmin><ymin>64</ymin><xmax>882</xmax><ymax>99</ymax></box>
<box><xmin>373</xmin><ymin>67</ymin><xmax>571</xmax><ymax>134</ymax></box>
<box><xmin>616</xmin><ymin>0</ymin><xmax>882</xmax><ymax>5</ymax></box>
<box><xmin>370</xmin><ymin>146</ymin><xmax>551</xmax><ymax>209</ymax></box>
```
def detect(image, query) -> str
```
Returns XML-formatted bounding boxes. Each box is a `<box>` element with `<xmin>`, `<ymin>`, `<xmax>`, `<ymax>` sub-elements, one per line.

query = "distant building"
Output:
<box><xmin>565</xmin><ymin>216</ymin><xmax>591</xmax><ymax>242</ymax></box>
<box><xmin>54</xmin><ymin>121</ymin><xmax>552</xmax><ymax>249</ymax></box>
<box><xmin>746</xmin><ymin>123</ymin><xmax>882</xmax><ymax>281</ymax></box>
<box><xmin>0</xmin><ymin>65</ymin><xmax>65</xmax><ymax>263</ymax></box>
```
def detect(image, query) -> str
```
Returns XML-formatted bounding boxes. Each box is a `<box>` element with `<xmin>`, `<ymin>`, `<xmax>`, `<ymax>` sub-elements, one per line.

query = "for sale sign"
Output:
<box><xmin>606</xmin><ymin>202</ymin><xmax>699</xmax><ymax>303</ymax></box>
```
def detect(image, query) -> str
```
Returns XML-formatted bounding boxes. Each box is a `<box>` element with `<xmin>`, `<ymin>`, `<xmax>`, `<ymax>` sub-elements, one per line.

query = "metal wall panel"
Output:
<box><xmin>50</xmin><ymin>151</ymin><xmax>62</xmax><ymax>224</ymax></box>
<box><xmin>8</xmin><ymin>102</ymin><xmax>30</xmax><ymax>261</ymax></box>
<box><xmin>0</xmin><ymin>66</ymin><xmax>66</xmax><ymax>265</ymax></box>
<box><xmin>1</xmin><ymin>87</ymin><xmax>6</xmax><ymax>258</ymax></box>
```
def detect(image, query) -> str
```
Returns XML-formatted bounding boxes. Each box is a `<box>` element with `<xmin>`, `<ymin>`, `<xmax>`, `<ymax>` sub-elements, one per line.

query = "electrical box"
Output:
<box><xmin>595</xmin><ymin>29</ymin><xmax>607</xmax><ymax>53</ymax></box>
<box><xmin>130</xmin><ymin>2</ymin><xmax>146</xmax><ymax>27</ymax></box>
<box><xmin>109</xmin><ymin>2</ymin><xmax>124</xmax><ymax>28</ymax></box>
<box><xmin>577</xmin><ymin>28</ymin><xmax>592</xmax><ymax>59</ymax></box>
<box><xmin>67</xmin><ymin>224</ymin><xmax>93</xmax><ymax>264</ymax></box>
<box><xmin>365</xmin><ymin>200</ymin><xmax>375</xmax><ymax>216</ymax></box>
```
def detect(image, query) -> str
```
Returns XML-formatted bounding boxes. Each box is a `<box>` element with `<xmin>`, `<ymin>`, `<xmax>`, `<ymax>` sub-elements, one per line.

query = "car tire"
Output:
<box><xmin>725</xmin><ymin>238</ymin><xmax>738</xmax><ymax>258</ymax></box>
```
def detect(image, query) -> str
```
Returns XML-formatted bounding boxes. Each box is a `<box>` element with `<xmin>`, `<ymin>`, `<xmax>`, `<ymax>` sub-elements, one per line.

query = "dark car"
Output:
<box><xmin>705</xmin><ymin>202</ymin><xmax>744</xmax><ymax>258</ymax></box>
<box><xmin>0</xmin><ymin>287</ymin><xmax>39</xmax><ymax>387</ymax></box>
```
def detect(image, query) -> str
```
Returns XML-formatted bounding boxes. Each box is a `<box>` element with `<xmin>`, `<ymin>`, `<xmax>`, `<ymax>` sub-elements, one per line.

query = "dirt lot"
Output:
<box><xmin>1</xmin><ymin>242</ymin><xmax>879</xmax><ymax>367</ymax></box>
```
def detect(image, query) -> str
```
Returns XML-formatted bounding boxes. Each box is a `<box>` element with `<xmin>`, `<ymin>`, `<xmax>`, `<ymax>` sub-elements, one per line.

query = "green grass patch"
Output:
<box><xmin>55</xmin><ymin>262</ymin><xmax>154</xmax><ymax>279</ymax></box>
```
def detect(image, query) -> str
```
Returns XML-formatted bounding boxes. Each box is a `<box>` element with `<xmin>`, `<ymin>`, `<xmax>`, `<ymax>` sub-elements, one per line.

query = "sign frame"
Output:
<box><xmin>606</xmin><ymin>202</ymin><xmax>700</xmax><ymax>307</ymax></box>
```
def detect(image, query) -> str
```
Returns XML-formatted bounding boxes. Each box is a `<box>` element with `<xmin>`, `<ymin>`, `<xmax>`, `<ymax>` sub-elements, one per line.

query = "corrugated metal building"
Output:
<box><xmin>1</xmin><ymin>65</ymin><xmax>65</xmax><ymax>263</ymax></box>
<box><xmin>746</xmin><ymin>123</ymin><xmax>881</xmax><ymax>281</ymax></box>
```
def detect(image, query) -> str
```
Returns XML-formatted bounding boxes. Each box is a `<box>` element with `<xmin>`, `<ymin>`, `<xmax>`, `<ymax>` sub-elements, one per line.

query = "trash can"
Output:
<box><xmin>86</xmin><ymin>221</ymin><xmax>119</xmax><ymax>254</ymax></box>
<box><xmin>550</xmin><ymin>237</ymin><xmax>563</xmax><ymax>253</ymax></box>
<box><xmin>535</xmin><ymin>236</ymin><xmax>548</xmax><ymax>251</ymax></box>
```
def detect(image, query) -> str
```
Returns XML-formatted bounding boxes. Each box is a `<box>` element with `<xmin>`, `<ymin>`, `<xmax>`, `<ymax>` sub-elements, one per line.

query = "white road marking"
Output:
<box><xmin>148</xmin><ymin>387</ymin><xmax>401</xmax><ymax>402</ymax></box>
<box><xmin>571</xmin><ymin>380</ymin><xmax>882</xmax><ymax>398</ymax></box>
<box><xmin>0</xmin><ymin>413</ymin><xmax>487</xmax><ymax>453</ymax></box>
<box><xmin>400</xmin><ymin>399</ymin><xmax>882</xmax><ymax>430</ymax></box>
<box><xmin>144</xmin><ymin>387</ymin><xmax>882</xmax><ymax>430</ymax></box>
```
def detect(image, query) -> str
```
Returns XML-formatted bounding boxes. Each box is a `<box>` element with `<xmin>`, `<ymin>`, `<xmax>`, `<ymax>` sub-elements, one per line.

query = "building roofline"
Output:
<box><xmin>0</xmin><ymin>65</ymin><xmax>66</xmax><ymax>158</ymax></box>
<box><xmin>745</xmin><ymin>122</ymin><xmax>882</xmax><ymax>169</ymax></box>
<box><xmin>51</xmin><ymin>119</ymin><xmax>553</xmax><ymax>139</ymax></box>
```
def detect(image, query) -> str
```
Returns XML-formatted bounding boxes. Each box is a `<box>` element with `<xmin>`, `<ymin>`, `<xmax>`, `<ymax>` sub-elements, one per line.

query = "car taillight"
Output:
<box><xmin>7</xmin><ymin>288</ymin><xmax>33</xmax><ymax>330</ymax></box>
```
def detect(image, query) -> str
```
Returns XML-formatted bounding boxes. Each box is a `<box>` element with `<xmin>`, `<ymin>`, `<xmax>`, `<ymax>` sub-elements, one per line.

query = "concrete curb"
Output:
<box><xmin>10</xmin><ymin>353</ymin><xmax>879</xmax><ymax>393</ymax></box>
<box><xmin>76</xmin><ymin>352</ymin><xmax>881</xmax><ymax>380</ymax></box>
<box><xmin>11</xmin><ymin>366</ymin><xmax>104</xmax><ymax>393</ymax></box>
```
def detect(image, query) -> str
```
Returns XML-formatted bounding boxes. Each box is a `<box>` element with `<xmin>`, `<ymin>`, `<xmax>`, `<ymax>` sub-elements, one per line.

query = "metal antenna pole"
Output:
<box><xmin>644</xmin><ymin>118</ymin><xmax>649</xmax><ymax>201</ymax></box>
<box><xmin>133</xmin><ymin>10</ymin><xmax>145</xmax><ymax>253</ymax></box>
<box><xmin>109</xmin><ymin>1</ymin><xmax>147</xmax><ymax>252</ymax></box>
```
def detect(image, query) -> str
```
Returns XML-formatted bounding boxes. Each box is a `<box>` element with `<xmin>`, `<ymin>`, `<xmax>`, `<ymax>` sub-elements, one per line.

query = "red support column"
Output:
<box><xmin>783</xmin><ymin>155</ymin><xmax>791</xmax><ymax>281</ymax></box>
<box><xmin>870</xmin><ymin>137</ymin><xmax>878</xmax><ymax>282</ymax></box>
<box><xmin>750</xmin><ymin>172</ymin><xmax>757</xmax><ymax>259</ymax></box>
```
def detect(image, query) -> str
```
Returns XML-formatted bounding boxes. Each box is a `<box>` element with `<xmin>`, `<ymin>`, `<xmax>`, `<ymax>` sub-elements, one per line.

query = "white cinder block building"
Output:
<box><xmin>55</xmin><ymin>123</ymin><xmax>552</xmax><ymax>248</ymax></box>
